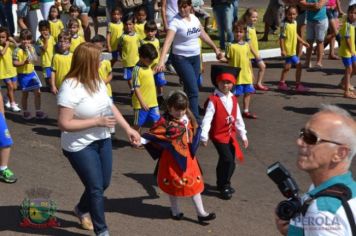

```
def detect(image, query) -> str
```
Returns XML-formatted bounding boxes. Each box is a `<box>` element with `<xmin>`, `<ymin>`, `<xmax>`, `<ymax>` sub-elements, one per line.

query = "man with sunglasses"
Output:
<box><xmin>276</xmin><ymin>104</ymin><xmax>356</xmax><ymax>235</ymax></box>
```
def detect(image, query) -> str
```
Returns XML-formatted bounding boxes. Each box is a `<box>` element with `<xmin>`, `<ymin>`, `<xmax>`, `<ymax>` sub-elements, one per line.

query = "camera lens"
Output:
<box><xmin>276</xmin><ymin>198</ymin><xmax>302</xmax><ymax>221</ymax></box>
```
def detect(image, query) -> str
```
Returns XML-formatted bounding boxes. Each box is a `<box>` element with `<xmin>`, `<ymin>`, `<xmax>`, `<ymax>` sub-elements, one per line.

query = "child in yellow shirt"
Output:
<box><xmin>0</xmin><ymin>27</ymin><xmax>20</xmax><ymax>112</ymax></box>
<box><xmin>50</xmin><ymin>30</ymin><xmax>73</xmax><ymax>94</ymax></box>
<box><xmin>118</xmin><ymin>13</ymin><xmax>140</xmax><ymax>93</ymax></box>
<box><xmin>106</xmin><ymin>7</ymin><xmax>123</xmax><ymax>66</ymax></box>
<box><xmin>13</xmin><ymin>29</ymin><xmax>46</xmax><ymax>120</ymax></box>
<box><xmin>134</xmin><ymin>6</ymin><xmax>147</xmax><ymax>40</ymax></box>
<box><xmin>48</xmin><ymin>5</ymin><xmax>64</xmax><ymax>42</ymax></box>
<box><xmin>68</xmin><ymin>18</ymin><xmax>85</xmax><ymax>53</ymax></box>
<box><xmin>36</xmin><ymin>20</ymin><xmax>56</xmax><ymax>88</ymax></box>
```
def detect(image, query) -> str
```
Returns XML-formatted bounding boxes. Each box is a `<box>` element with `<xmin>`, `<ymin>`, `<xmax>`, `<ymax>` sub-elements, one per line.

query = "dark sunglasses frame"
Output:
<box><xmin>299</xmin><ymin>128</ymin><xmax>343</xmax><ymax>146</ymax></box>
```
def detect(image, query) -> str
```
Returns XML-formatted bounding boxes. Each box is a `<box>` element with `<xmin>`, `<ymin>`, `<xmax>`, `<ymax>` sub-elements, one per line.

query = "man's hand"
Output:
<box><xmin>275</xmin><ymin>215</ymin><xmax>289</xmax><ymax>235</ymax></box>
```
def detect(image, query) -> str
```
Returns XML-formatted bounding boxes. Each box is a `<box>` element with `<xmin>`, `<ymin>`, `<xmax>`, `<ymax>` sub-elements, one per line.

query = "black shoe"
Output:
<box><xmin>158</xmin><ymin>96</ymin><xmax>165</xmax><ymax>109</ymax></box>
<box><xmin>229</xmin><ymin>187</ymin><xmax>235</xmax><ymax>194</ymax></box>
<box><xmin>170</xmin><ymin>211</ymin><xmax>184</xmax><ymax>220</ymax></box>
<box><xmin>220</xmin><ymin>188</ymin><xmax>232</xmax><ymax>200</ymax></box>
<box><xmin>217</xmin><ymin>186</ymin><xmax>235</xmax><ymax>194</ymax></box>
<box><xmin>198</xmin><ymin>212</ymin><xmax>216</xmax><ymax>223</ymax></box>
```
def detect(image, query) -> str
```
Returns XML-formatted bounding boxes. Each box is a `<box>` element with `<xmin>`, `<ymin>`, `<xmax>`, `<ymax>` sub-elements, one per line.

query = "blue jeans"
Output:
<box><xmin>172</xmin><ymin>54</ymin><xmax>201</xmax><ymax>123</ymax></box>
<box><xmin>63</xmin><ymin>138</ymin><xmax>112</xmax><ymax>235</ymax></box>
<box><xmin>0</xmin><ymin>1</ymin><xmax>15</xmax><ymax>35</ymax></box>
<box><xmin>213</xmin><ymin>3</ymin><xmax>234</xmax><ymax>49</ymax></box>
<box><xmin>232</xmin><ymin>0</ymin><xmax>239</xmax><ymax>23</ymax></box>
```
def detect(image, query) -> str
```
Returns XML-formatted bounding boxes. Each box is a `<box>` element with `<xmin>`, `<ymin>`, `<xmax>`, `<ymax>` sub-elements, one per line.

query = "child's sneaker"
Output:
<box><xmin>35</xmin><ymin>111</ymin><xmax>48</xmax><ymax>119</ymax></box>
<box><xmin>278</xmin><ymin>81</ymin><xmax>289</xmax><ymax>91</ymax></box>
<box><xmin>295</xmin><ymin>83</ymin><xmax>310</xmax><ymax>93</ymax></box>
<box><xmin>23</xmin><ymin>111</ymin><xmax>32</xmax><ymax>120</ymax></box>
<box><xmin>4</xmin><ymin>101</ymin><xmax>11</xmax><ymax>110</ymax></box>
<box><xmin>0</xmin><ymin>168</ymin><xmax>17</xmax><ymax>183</ymax></box>
<box><xmin>10</xmin><ymin>104</ymin><xmax>21</xmax><ymax>112</ymax></box>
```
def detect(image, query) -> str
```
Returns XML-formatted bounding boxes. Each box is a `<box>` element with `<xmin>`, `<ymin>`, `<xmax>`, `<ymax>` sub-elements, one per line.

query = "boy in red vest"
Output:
<box><xmin>201</xmin><ymin>65</ymin><xmax>248</xmax><ymax>200</ymax></box>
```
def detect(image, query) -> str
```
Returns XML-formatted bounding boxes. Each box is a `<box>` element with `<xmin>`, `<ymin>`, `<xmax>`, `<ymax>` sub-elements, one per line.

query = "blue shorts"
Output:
<box><xmin>233</xmin><ymin>84</ymin><xmax>255</xmax><ymax>96</ymax></box>
<box><xmin>123</xmin><ymin>67</ymin><xmax>134</xmax><ymax>80</ymax></box>
<box><xmin>3</xmin><ymin>77</ymin><xmax>17</xmax><ymax>84</ymax></box>
<box><xmin>197</xmin><ymin>73</ymin><xmax>203</xmax><ymax>87</ymax></box>
<box><xmin>342</xmin><ymin>56</ymin><xmax>356</xmax><ymax>67</ymax></box>
<box><xmin>42</xmin><ymin>67</ymin><xmax>51</xmax><ymax>79</ymax></box>
<box><xmin>251</xmin><ymin>58</ymin><xmax>263</xmax><ymax>65</ymax></box>
<box><xmin>112</xmin><ymin>51</ymin><xmax>120</xmax><ymax>60</ymax></box>
<box><xmin>0</xmin><ymin>113</ymin><xmax>13</xmax><ymax>147</ymax></box>
<box><xmin>154</xmin><ymin>72</ymin><xmax>167</xmax><ymax>87</ymax></box>
<box><xmin>285</xmin><ymin>55</ymin><xmax>300</xmax><ymax>65</ymax></box>
<box><xmin>18</xmin><ymin>71</ymin><xmax>42</xmax><ymax>91</ymax></box>
<box><xmin>134</xmin><ymin>106</ymin><xmax>160</xmax><ymax>127</ymax></box>
<box><xmin>326</xmin><ymin>8</ymin><xmax>338</xmax><ymax>20</ymax></box>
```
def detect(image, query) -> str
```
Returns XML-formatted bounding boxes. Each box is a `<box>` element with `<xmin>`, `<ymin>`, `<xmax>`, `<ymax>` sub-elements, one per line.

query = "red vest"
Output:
<box><xmin>208</xmin><ymin>94</ymin><xmax>237</xmax><ymax>144</ymax></box>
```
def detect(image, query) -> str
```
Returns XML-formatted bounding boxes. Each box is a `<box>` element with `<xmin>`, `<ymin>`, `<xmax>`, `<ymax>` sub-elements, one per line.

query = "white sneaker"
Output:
<box><xmin>4</xmin><ymin>101</ymin><xmax>11</xmax><ymax>109</ymax></box>
<box><xmin>10</xmin><ymin>104</ymin><xmax>21</xmax><ymax>112</ymax></box>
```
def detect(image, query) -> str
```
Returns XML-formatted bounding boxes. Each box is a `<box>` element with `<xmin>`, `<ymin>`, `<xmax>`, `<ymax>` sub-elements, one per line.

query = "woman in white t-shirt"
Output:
<box><xmin>156</xmin><ymin>0</ymin><xmax>222</xmax><ymax>123</ymax></box>
<box><xmin>57</xmin><ymin>43</ymin><xmax>140</xmax><ymax>236</ymax></box>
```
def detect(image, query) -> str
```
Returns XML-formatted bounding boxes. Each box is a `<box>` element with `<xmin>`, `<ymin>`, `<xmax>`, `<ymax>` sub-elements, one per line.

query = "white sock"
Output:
<box><xmin>244</xmin><ymin>109</ymin><xmax>249</xmax><ymax>113</ymax></box>
<box><xmin>192</xmin><ymin>193</ymin><xmax>208</xmax><ymax>217</ymax></box>
<box><xmin>168</xmin><ymin>195</ymin><xmax>180</xmax><ymax>216</ymax></box>
<box><xmin>0</xmin><ymin>166</ymin><xmax>8</xmax><ymax>171</ymax></box>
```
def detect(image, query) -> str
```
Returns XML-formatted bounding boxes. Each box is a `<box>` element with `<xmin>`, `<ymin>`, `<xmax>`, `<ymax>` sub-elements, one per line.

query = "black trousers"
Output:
<box><xmin>212</xmin><ymin>141</ymin><xmax>236</xmax><ymax>189</ymax></box>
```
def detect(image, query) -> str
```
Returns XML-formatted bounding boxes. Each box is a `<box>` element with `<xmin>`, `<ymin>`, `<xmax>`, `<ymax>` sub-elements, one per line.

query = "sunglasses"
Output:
<box><xmin>299</xmin><ymin>128</ymin><xmax>343</xmax><ymax>146</ymax></box>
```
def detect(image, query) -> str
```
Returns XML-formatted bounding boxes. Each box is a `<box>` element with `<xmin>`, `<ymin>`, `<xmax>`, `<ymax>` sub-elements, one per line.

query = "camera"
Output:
<box><xmin>267</xmin><ymin>162</ymin><xmax>302</xmax><ymax>221</ymax></box>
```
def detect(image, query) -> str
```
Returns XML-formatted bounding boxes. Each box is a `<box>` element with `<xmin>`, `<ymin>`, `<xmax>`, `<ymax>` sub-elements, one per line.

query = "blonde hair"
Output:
<box><xmin>65</xmin><ymin>42</ymin><xmax>101</xmax><ymax>94</ymax></box>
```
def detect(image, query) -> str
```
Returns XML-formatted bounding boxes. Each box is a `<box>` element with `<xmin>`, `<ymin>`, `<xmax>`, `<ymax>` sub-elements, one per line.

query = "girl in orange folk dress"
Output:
<box><xmin>142</xmin><ymin>90</ymin><xmax>215</xmax><ymax>223</ymax></box>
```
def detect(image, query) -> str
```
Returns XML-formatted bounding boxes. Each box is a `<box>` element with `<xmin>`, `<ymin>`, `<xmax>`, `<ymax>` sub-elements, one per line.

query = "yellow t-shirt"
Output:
<box><xmin>13</xmin><ymin>46</ymin><xmax>35</xmax><ymax>74</ymax></box>
<box><xmin>226</xmin><ymin>42</ymin><xmax>253</xmax><ymax>85</ymax></box>
<box><xmin>49</xmin><ymin>19</ymin><xmax>64</xmax><ymax>42</ymax></box>
<box><xmin>52</xmin><ymin>52</ymin><xmax>73</xmax><ymax>88</ymax></box>
<box><xmin>0</xmin><ymin>44</ymin><xmax>17</xmax><ymax>79</ymax></box>
<box><xmin>99</xmin><ymin>59</ymin><xmax>113</xmax><ymax>97</ymax></box>
<box><xmin>132</xmin><ymin>65</ymin><xmax>158</xmax><ymax>109</ymax></box>
<box><xmin>134</xmin><ymin>22</ymin><xmax>146</xmax><ymax>40</ymax></box>
<box><xmin>36</xmin><ymin>35</ymin><xmax>55</xmax><ymax>68</ymax></box>
<box><xmin>118</xmin><ymin>33</ymin><xmax>140</xmax><ymax>67</ymax></box>
<box><xmin>280</xmin><ymin>20</ymin><xmax>297</xmax><ymax>57</ymax></box>
<box><xmin>77</xmin><ymin>19</ymin><xmax>84</xmax><ymax>38</ymax></box>
<box><xmin>246</xmin><ymin>25</ymin><xmax>259</xmax><ymax>59</ymax></box>
<box><xmin>141</xmin><ymin>37</ymin><xmax>160</xmax><ymax>67</ymax></box>
<box><xmin>107</xmin><ymin>22</ymin><xmax>123</xmax><ymax>51</ymax></box>
<box><xmin>339</xmin><ymin>19</ymin><xmax>355</xmax><ymax>58</ymax></box>
<box><xmin>70</xmin><ymin>35</ymin><xmax>85</xmax><ymax>53</ymax></box>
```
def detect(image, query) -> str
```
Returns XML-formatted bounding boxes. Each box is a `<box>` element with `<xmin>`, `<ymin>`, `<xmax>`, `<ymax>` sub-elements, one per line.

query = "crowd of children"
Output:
<box><xmin>0</xmin><ymin>1</ymin><xmax>355</xmax><ymax>233</ymax></box>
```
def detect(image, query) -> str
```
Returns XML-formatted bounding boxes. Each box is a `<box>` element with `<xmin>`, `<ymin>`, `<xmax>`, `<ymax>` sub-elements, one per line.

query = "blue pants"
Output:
<box><xmin>63</xmin><ymin>138</ymin><xmax>112</xmax><ymax>235</ymax></box>
<box><xmin>172</xmin><ymin>54</ymin><xmax>201</xmax><ymax>123</ymax></box>
<box><xmin>213</xmin><ymin>3</ymin><xmax>234</xmax><ymax>49</ymax></box>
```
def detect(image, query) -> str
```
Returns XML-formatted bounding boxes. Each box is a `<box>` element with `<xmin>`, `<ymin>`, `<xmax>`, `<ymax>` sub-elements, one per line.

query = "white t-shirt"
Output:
<box><xmin>166</xmin><ymin>0</ymin><xmax>178</xmax><ymax>23</ymax></box>
<box><xmin>169</xmin><ymin>14</ymin><xmax>201</xmax><ymax>57</ymax></box>
<box><xmin>57</xmin><ymin>79</ymin><xmax>113</xmax><ymax>152</ymax></box>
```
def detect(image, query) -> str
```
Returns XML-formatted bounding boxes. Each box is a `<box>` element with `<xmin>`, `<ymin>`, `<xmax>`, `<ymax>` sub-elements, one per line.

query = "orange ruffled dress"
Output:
<box><xmin>143</xmin><ymin>114</ymin><xmax>204</xmax><ymax>197</ymax></box>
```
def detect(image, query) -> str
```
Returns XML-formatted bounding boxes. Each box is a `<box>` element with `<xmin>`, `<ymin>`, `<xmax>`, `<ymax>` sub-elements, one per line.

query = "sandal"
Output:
<box><xmin>254</xmin><ymin>84</ymin><xmax>269</xmax><ymax>91</ymax></box>
<box><xmin>328</xmin><ymin>55</ymin><xmax>340</xmax><ymax>60</ymax></box>
<box><xmin>242</xmin><ymin>112</ymin><xmax>257</xmax><ymax>119</ymax></box>
<box><xmin>344</xmin><ymin>91</ymin><xmax>356</xmax><ymax>99</ymax></box>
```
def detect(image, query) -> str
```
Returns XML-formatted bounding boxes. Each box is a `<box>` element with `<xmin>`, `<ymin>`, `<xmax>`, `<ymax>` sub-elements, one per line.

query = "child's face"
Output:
<box><xmin>217</xmin><ymin>80</ymin><xmax>233</xmax><ymax>95</ymax></box>
<box><xmin>70</xmin><ymin>11</ymin><xmax>79</xmax><ymax>19</ymax></box>
<box><xmin>58</xmin><ymin>39</ymin><xmax>70</xmax><ymax>52</ymax></box>
<box><xmin>0</xmin><ymin>32</ymin><xmax>7</xmax><ymax>45</ymax></box>
<box><xmin>140</xmin><ymin>57</ymin><xmax>153</xmax><ymax>67</ymax></box>
<box><xmin>39</xmin><ymin>27</ymin><xmax>50</xmax><ymax>38</ymax></box>
<box><xmin>94</xmin><ymin>41</ymin><xmax>104</xmax><ymax>50</ymax></box>
<box><xmin>169</xmin><ymin>107</ymin><xmax>186</xmax><ymax>120</ymax></box>
<box><xmin>112</xmin><ymin>10</ymin><xmax>122</xmax><ymax>22</ymax></box>
<box><xmin>145</xmin><ymin>30</ymin><xmax>157</xmax><ymax>39</ymax></box>
<box><xmin>249</xmin><ymin>11</ymin><xmax>258</xmax><ymax>25</ymax></box>
<box><xmin>21</xmin><ymin>38</ymin><xmax>32</xmax><ymax>48</ymax></box>
<box><xmin>124</xmin><ymin>21</ymin><xmax>134</xmax><ymax>33</ymax></box>
<box><xmin>234</xmin><ymin>28</ymin><xmax>245</xmax><ymax>42</ymax></box>
<box><xmin>286</xmin><ymin>8</ymin><xmax>298</xmax><ymax>22</ymax></box>
<box><xmin>136</xmin><ymin>10</ymin><xmax>147</xmax><ymax>23</ymax></box>
<box><xmin>69</xmin><ymin>24</ymin><xmax>79</xmax><ymax>35</ymax></box>
<box><xmin>348</xmin><ymin>9</ymin><xmax>356</xmax><ymax>23</ymax></box>
<box><xmin>50</xmin><ymin>8</ymin><xmax>59</xmax><ymax>19</ymax></box>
